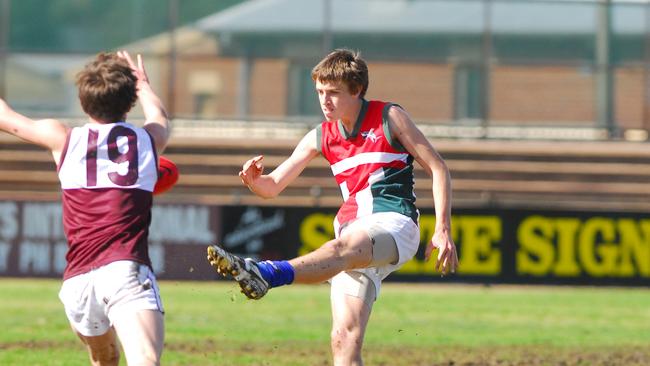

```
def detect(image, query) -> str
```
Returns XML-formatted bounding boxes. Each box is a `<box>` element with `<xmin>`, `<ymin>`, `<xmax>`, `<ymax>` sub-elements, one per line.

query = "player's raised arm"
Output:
<box><xmin>387</xmin><ymin>105</ymin><xmax>458</xmax><ymax>274</ymax></box>
<box><xmin>117</xmin><ymin>50</ymin><xmax>170</xmax><ymax>154</ymax></box>
<box><xmin>0</xmin><ymin>98</ymin><xmax>68</xmax><ymax>163</ymax></box>
<box><xmin>239</xmin><ymin>128</ymin><xmax>319</xmax><ymax>199</ymax></box>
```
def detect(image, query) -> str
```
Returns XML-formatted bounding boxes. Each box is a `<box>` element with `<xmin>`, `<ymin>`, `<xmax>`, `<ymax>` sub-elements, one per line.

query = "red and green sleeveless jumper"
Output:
<box><xmin>317</xmin><ymin>99</ymin><xmax>419</xmax><ymax>235</ymax></box>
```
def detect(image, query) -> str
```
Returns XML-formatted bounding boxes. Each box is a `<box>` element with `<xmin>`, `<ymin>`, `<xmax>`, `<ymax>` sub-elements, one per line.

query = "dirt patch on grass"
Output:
<box><xmin>4</xmin><ymin>339</ymin><xmax>649</xmax><ymax>365</ymax></box>
<box><xmin>365</xmin><ymin>345</ymin><xmax>650</xmax><ymax>366</ymax></box>
<box><xmin>164</xmin><ymin>340</ymin><xmax>650</xmax><ymax>366</ymax></box>
<box><xmin>0</xmin><ymin>339</ymin><xmax>80</xmax><ymax>350</ymax></box>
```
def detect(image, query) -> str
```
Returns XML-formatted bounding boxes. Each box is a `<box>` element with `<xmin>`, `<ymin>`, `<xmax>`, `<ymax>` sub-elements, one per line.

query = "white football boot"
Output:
<box><xmin>207</xmin><ymin>245</ymin><xmax>269</xmax><ymax>300</ymax></box>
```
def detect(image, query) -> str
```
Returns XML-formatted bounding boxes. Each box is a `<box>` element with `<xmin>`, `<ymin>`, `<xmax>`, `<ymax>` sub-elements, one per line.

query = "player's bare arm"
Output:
<box><xmin>117</xmin><ymin>50</ymin><xmax>170</xmax><ymax>154</ymax></box>
<box><xmin>239</xmin><ymin>128</ymin><xmax>319</xmax><ymax>199</ymax></box>
<box><xmin>0</xmin><ymin>98</ymin><xmax>68</xmax><ymax>164</ymax></box>
<box><xmin>387</xmin><ymin>106</ymin><xmax>459</xmax><ymax>274</ymax></box>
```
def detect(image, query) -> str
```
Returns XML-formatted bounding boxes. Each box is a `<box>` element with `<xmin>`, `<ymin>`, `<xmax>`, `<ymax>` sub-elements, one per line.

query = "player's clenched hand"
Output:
<box><xmin>117</xmin><ymin>50</ymin><xmax>150</xmax><ymax>87</ymax></box>
<box><xmin>425</xmin><ymin>227</ymin><xmax>458</xmax><ymax>275</ymax></box>
<box><xmin>239</xmin><ymin>155</ymin><xmax>264</xmax><ymax>189</ymax></box>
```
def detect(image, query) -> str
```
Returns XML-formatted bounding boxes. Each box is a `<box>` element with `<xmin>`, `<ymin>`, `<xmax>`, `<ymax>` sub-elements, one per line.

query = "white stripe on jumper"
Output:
<box><xmin>330</xmin><ymin>152</ymin><xmax>408</xmax><ymax>176</ymax></box>
<box><xmin>339</xmin><ymin>180</ymin><xmax>350</xmax><ymax>201</ymax></box>
<box><xmin>355</xmin><ymin>168</ymin><xmax>386</xmax><ymax>218</ymax></box>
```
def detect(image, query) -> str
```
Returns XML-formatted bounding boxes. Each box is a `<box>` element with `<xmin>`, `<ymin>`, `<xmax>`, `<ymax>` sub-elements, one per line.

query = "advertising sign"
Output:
<box><xmin>1</xmin><ymin>201</ymin><xmax>648</xmax><ymax>286</ymax></box>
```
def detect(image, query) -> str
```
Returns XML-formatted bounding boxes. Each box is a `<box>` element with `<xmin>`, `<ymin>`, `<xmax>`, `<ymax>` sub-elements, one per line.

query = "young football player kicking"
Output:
<box><xmin>208</xmin><ymin>49</ymin><xmax>458</xmax><ymax>366</ymax></box>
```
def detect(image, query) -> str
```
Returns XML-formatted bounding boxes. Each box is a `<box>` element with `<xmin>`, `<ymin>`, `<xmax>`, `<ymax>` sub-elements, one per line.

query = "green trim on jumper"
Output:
<box><xmin>338</xmin><ymin>99</ymin><xmax>368</xmax><ymax>140</ymax></box>
<box><xmin>382</xmin><ymin>103</ymin><xmax>407</xmax><ymax>152</ymax></box>
<box><xmin>370</xmin><ymin>156</ymin><xmax>419</xmax><ymax>224</ymax></box>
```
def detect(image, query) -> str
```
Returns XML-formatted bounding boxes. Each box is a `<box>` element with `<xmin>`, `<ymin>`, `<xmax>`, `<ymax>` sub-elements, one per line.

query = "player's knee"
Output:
<box><xmin>331</xmin><ymin>326</ymin><xmax>363</xmax><ymax>365</ymax></box>
<box><xmin>88</xmin><ymin>343</ymin><xmax>120</xmax><ymax>366</ymax></box>
<box><xmin>330</xmin><ymin>325</ymin><xmax>362</xmax><ymax>351</ymax></box>
<box><xmin>322</xmin><ymin>240</ymin><xmax>348</xmax><ymax>264</ymax></box>
<box><xmin>331</xmin><ymin>326</ymin><xmax>342</xmax><ymax>345</ymax></box>
<box><xmin>325</xmin><ymin>235</ymin><xmax>372</xmax><ymax>268</ymax></box>
<box><xmin>124</xmin><ymin>345</ymin><xmax>161</xmax><ymax>366</ymax></box>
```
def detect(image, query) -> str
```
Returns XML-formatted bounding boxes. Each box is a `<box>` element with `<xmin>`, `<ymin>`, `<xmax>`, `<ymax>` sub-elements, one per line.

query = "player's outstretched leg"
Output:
<box><xmin>207</xmin><ymin>245</ymin><xmax>270</xmax><ymax>299</ymax></box>
<box><xmin>207</xmin><ymin>244</ymin><xmax>295</xmax><ymax>300</ymax></box>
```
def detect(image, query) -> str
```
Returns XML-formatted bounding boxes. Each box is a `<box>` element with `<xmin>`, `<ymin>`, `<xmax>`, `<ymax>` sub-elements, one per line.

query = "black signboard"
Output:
<box><xmin>1</xmin><ymin>201</ymin><xmax>648</xmax><ymax>286</ymax></box>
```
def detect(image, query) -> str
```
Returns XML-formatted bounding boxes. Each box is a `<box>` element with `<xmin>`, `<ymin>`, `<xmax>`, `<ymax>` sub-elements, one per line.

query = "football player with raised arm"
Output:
<box><xmin>0</xmin><ymin>51</ymin><xmax>170</xmax><ymax>366</ymax></box>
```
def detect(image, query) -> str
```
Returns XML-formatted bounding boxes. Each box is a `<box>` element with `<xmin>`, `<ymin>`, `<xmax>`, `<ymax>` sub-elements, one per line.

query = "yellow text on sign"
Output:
<box><xmin>398</xmin><ymin>215</ymin><xmax>502</xmax><ymax>276</ymax></box>
<box><xmin>517</xmin><ymin>216</ymin><xmax>650</xmax><ymax>277</ymax></box>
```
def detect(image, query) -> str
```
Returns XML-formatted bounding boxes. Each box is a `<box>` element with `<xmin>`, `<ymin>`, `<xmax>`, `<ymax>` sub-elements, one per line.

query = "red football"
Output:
<box><xmin>154</xmin><ymin>156</ymin><xmax>179</xmax><ymax>195</ymax></box>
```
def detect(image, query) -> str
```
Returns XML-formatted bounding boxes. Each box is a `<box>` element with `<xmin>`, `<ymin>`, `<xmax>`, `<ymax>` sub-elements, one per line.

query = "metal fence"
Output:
<box><xmin>1</xmin><ymin>0</ymin><xmax>649</xmax><ymax>140</ymax></box>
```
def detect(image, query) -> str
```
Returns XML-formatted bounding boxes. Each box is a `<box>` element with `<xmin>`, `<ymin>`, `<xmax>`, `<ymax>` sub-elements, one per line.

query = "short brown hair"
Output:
<box><xmin>311</xmin><ymin>49</ymin><xmax>369</xmax><ymax>98</ymax></box>
<box><xmin>76</xmin><ymin>52</ymin><xmax>137</xmax><ymax>123</ymax></box>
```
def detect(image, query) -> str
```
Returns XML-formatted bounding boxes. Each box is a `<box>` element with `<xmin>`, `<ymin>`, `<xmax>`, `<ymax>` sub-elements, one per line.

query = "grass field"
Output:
<box><xmin>1</xmin><ymin>278</ymin><xmax>649</xmax><ymax>365</ymax></box>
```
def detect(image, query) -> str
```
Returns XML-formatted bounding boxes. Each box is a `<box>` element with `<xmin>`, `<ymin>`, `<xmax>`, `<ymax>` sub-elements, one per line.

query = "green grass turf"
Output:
<box><xmin>1</xmin><ymin>278</ymin><xmax>649</xmax><ymax>365</ymax></box>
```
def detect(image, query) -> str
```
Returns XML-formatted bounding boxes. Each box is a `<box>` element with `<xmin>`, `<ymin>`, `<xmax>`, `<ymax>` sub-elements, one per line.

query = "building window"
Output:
<box><xmin>189</xmin><ymin>70</ymin><xmax>220</xmax><ymax>118</ymax></box>
<box><xmin>454</xmin><ymin>64</ymin><xmax>484</xmax><ymax>121</ymax></box>
<box><xmin>288</xmin><ymin>63</ymin><xmax>322</xmax><ymax>117</ymax></box>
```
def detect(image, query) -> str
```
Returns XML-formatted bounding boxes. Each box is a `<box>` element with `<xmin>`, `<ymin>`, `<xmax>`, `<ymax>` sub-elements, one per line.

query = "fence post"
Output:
<box><xmin>595</xmin><ymin>0</ymin><xmax>616</xmax><ymax>138</ymax></box>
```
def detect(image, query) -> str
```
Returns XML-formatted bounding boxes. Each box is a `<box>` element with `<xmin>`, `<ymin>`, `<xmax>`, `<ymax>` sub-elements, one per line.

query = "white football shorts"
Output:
<box><xmin>59</xmin><ymin>260</ymin><xmax>164</xmax><ymax>337</ymax></box>
<box><xmin>331</xmin><ymin>212</ymin><xmax>420</xmax><ymax>303</ymax></box>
